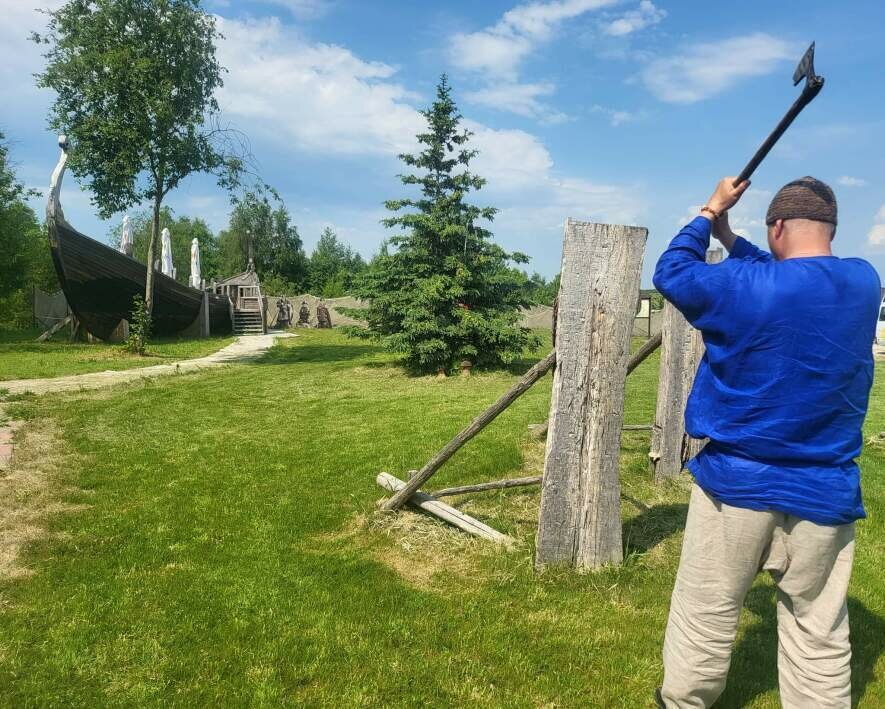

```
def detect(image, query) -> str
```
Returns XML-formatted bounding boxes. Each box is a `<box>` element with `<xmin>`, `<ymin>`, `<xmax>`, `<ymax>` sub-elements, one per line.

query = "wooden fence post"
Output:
<box><xmin>649</xmin><ymin>247</ymin><xmax>723</xmax><ymax>480</ymax></box>
<box><xmin>535</xmin><ymin>220</ymin><xmax>648</xmax><ymax>570</ymax></box>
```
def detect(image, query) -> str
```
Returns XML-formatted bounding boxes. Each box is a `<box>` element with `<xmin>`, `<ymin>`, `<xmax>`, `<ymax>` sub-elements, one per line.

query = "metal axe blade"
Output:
<box><xmin>733</xmin><ymin>42</ymin><xmax>825</xmax><ymax>186</ymax></box>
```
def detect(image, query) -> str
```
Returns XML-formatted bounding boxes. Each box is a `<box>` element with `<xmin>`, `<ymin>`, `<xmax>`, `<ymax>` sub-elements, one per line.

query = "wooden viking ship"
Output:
<box><xmin>46</xmin><ymin>137</ymin><xmax>232</xmax><ymax>340</ymax></box>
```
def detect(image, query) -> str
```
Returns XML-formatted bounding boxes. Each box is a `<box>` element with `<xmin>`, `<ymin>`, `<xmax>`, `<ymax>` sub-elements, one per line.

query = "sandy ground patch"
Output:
<box><xmin>0</xmin><ymin>414</ymin><xmax>87</xmax><ymax>582</ymax></box>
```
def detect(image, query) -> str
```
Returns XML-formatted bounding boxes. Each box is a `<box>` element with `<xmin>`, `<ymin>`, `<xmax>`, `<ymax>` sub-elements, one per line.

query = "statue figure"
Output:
<box><xmin>276</xmin><ymin>298</ymin><xmax>290</xmax><ymax>327</ymax></box>
<box><xmin>316</xmin><ymin>301</ymin><xmax>332</xmax><ymax>329</ymax></box>
<box><xmin>297</xmin><ymin>300</ymin><xmax>311</xmax><ymax>327</ymax></box>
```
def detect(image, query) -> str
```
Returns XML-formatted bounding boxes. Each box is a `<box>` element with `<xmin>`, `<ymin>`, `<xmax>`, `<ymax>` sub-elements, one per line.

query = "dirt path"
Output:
<box><xmin>1</xmin><ymin>332</ymin><xmax>295</xmax><ymax>397</ymax></box>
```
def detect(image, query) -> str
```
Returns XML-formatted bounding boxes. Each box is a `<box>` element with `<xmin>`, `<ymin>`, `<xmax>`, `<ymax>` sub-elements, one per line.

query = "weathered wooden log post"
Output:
<box><xmin>649</xmin><ymin>247</ymin><xmax>723</xmax><ymax>480</ymax></box>
<box><xmin>535</xmin><ymin>220</ymin><xmax>648</xmax><ymax>570</ymax></box>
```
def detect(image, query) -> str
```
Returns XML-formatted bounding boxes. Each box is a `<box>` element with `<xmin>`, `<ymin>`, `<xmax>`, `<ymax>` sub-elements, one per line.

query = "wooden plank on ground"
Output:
<box><xmin>535</xmin><ymin>220</ymin><xmax>648</xmax><ymax>570</ymax></box>
<box><xmin>376</xmin><ymin>473</ymin><xmax>514</xmax><ymax>545</ymax></box>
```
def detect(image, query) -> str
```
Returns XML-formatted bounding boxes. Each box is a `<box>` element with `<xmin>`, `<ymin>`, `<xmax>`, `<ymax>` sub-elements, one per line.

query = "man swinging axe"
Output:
<box><xmin>653</xmin><ymin>43</ymin><xmax>881</xmax><ymax>707</ymax></box>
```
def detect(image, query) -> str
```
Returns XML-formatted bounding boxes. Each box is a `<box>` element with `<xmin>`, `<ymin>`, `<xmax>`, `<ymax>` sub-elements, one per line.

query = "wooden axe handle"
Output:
<box><xmin>734</xmin><ymin>79</ymin><xmax>824</xmax><ymax>187</ymax></box>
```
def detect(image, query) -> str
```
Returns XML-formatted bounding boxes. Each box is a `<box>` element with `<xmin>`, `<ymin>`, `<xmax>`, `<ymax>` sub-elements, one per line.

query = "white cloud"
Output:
<box><xmin>642</xmin><ymin>33</ymin><xmax>797</xmax><ymax>103</ymax></box>
<box><xmin>603</xmin><ymin>1</ymin><xmax>666</xmax><ymax>36</ymax></box>
<box><xmin>837</xmin><ymin>175</ymin><xmax>866</xmax><ymax>188</ymax></box>
<box><xmin>591</xmin><ymin>105</ymin><xmax>638</xmax><ymax>126</ymax></box>
<box><xmin>869</xmin><ymin>206</ymin><xmax>885</xmax><ymax>248</ymax></box>
<box><xmin>449</xmin><ymin>0</ymin><xmax>619</xmax><ymax>122</ymax></box>
<box><xmin>215</xmin><ymin>15</ymin><xmax>644</xmax><ymax>246</ymax></box>
<box><xmin>450</xmin><ymin>0</ymin><xmax>618</xmax><ymax>78</ymax></box>
<box><xmin>260</xmin><ymin>0</ymin><xmax>331</xmax><ymax>20</ymax></box>
<box><xmin>215</xmin><ymin>16</ymin><xmax>423</xmax><ymax>155</ymax></box>
<box><xmin>464</xmin><ymin>82</ymin><xmax>569</xmax><ymax>123</ymax></box>
<box><xmin>466</xmin><ymin>120</ymin><xmax>644</xmax><ymax>233</ymax></box>
<box><xmin>467</xmin><ymin>120</ymin><xmax>555</xmax><ymax>191</ymax></box>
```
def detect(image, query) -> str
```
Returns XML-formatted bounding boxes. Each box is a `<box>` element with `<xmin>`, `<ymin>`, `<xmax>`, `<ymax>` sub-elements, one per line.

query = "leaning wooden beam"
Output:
<box><xmin>36</xmin><ymin>314</ymin><xmax>72</xmax><ymax>342</ymax></box>
<box><xmin>379</xmin><ymin>350</ymin><xmax>556</xmax><ymax>512</ymax></box>
<box><xmin>649</xmin><ymin>248</ymin><xmax>723</xmax><ymax>481</ymax></box>
<box><xmin>627</xmin><ymin>331</ymin><xmax>663</xmax><ymax>375</ymax></box>
<box><xmin>376</xmin><ymin>473</ymin><xmax>514</xmax><ymax>544</ymax></box>
<box><xmin>532</xmin><ymin>421</ymin><xmax>653</xmax><ymax>438</ymax></box>
<box><xmin>536</xmin><ymin>220</ymin><xmax>648</xmax><ymax>570</ymax></box>
<box><xmin>431</xmin><ymin>475</ymin><xmax>542</xmax><ymax>498</ymax></box>
<box><xmin>527</xmin><ymin>331</ymin><xmax>663</xmax><ymax>439</ymax></box>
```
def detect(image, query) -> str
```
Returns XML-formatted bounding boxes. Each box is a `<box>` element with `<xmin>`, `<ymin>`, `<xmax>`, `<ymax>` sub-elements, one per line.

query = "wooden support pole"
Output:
<box><xmin>627</xmin><ymin>331</ymin><xmax>663</xmax><ymax>375</ymax></box>
<box><xmin>431</xmin><ymin>475</ymin><xmax>542</xmax><ymax>498</ymax></box>
<box><xmin>376</xmin><ymin>473</ymin><xmax>514</xmax><ymax>544</ymax></box>
<box><xmin>650</xmin><ymin>248</ymin><xmax>723</xmax><ymax>481</ymax></box>
<box><xmin>379</xmin><ymin>350</ymin><xmax>556</xmax><ymax>511</ymax></box>
<box><xmin>536</xmin><ymin>220</ymin><xmax>648</xmax><ymax>570</ymax></box>
<box><xmin>36</xmin><ymin>314</ymin><xmax>72</xmax><ymax>342</ymax></box>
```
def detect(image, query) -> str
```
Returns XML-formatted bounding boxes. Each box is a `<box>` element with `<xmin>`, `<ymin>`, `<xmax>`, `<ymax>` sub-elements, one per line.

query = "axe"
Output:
<box><xmin>733</xmin><ymin>42</ymin><xmax>824</xmax><ymax>186</ymax></box>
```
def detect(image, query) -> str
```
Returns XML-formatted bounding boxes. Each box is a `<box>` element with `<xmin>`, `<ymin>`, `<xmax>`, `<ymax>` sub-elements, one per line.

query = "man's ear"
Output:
<box><xmin>773</xmin><ymin>219</ymin><xmax>785</xmax><ymax>240</ymax></box>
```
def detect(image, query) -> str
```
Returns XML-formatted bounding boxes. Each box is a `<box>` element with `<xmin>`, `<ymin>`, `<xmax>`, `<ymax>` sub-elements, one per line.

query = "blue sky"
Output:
<box><xmin>2</xmin><ymin>0</ymin><xmax>884</xmax><ymax>287</ymax></box>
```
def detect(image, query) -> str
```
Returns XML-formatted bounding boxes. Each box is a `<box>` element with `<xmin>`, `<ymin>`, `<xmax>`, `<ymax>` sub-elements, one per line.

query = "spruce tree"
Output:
<box><xmin>355</xmin><ymin>75</ymin><xmax>534</xmax><ymax>374</ymax></box>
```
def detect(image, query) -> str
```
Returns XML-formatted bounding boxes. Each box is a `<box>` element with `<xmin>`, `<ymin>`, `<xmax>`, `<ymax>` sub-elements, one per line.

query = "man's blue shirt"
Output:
<box><xmin>653</xmin><ymin>217</ymin><xmax>880</xmax><ymax>525</ymax></box>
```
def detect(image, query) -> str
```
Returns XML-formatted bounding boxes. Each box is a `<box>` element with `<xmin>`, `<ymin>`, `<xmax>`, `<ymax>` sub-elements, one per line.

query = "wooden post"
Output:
<box><xmin>535</xmin><ymin>220</ymin><xmax>648</xmax><ymax>570</ymax></box>
<box><xmin>526</xmin><ymin>332</ymin><xmax>663</xmax><ymax>440</ymax></box>
<box><xmin>379</xmin><ymin>350</ymin><xmax>556</xmax><ymax>512</ymax></box>
<box><xmin>201</xmin><ymin>290</ymin><xmax>210</xmax><ymax>337</ymax></box>
<box><xmin>649</xmin><ymin>248</ymin><xmax>723</xmax><ymax>480</ymax></box>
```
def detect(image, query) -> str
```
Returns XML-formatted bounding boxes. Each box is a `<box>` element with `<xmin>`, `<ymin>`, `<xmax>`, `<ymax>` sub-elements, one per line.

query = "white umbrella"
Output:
<box><xmin>160</xmin><ymin>227</ymin><xmax>174</xmax><ymax>277</ymax></box>
<box><xmin>189</xmin><ymin>238</ymin><xmax>202</xmax><ymax>289</ymax></box>
<box><xmin>120</xmin><ymin>215</ymin><xmax>132</xmax><ymax>256</ymax></box>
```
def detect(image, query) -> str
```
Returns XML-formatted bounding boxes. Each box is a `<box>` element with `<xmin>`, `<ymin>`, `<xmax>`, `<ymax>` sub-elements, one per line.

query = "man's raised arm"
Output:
<box><xmin>653</xmin><ymin>177</ymin><xmax>750</xmax><ymax>326</ymax></box>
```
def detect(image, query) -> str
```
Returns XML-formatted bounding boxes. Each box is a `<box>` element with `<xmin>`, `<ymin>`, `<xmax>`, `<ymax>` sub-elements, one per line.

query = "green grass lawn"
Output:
<box><xmin>0</xmin><ymin>329</ymin><xmax>236</xmax><ymax>381</ymax></box>
<box><xmin>0</xmin><ymin>330</ymin><xmax>882</xmax><ymax>707</ymax></box>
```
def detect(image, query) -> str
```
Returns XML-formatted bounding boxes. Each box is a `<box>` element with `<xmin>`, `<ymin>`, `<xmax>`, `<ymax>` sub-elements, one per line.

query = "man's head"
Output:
<box><xmin>766</xmin><ymin>177</ymin><xmax>837</xmax><ymax>259</ymax></box>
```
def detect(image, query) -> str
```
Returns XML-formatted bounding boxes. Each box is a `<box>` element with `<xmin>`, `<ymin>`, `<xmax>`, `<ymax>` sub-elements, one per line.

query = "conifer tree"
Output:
<box><xmin>355</xmin><ymin>75</ymin><xmax>534</xmax><ymax>374</ymax></box>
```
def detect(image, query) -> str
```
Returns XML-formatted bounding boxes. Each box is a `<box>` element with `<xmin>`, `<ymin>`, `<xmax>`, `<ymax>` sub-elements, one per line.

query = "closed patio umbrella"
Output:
<box><xmin>120</xmin><ymin>215</ymin><xmax>133</xmax><ymax>256</ymax></box>
<box><xmin>190</xmin><ymin>238</ymin><xmax>202</xmax><ymax>289</ymax></box>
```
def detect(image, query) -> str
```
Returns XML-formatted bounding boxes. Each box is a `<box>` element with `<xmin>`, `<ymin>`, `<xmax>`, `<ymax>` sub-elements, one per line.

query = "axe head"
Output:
<box><xmin>793</xmin><ymin>42</ymin><xmax>823</xmax><ymax>89</ymax></box>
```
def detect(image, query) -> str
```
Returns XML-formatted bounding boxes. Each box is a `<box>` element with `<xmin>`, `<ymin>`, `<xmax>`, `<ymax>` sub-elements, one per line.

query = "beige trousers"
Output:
<box><xmin>661</xmin><ymin>484</ymin><xmax>855</xmax><ymax>708</ymax></box>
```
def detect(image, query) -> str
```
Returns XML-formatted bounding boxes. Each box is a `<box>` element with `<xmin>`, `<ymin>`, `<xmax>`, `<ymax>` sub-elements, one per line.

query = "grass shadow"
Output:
<box><xmin>622</xmin><ymin>501</ymin><xmax>688</xmax><ymax>555</ymax></box>
<box><xmin>719</xmin><ymin>585</ymin><xmax>885</xmax><ymax>707</ymax></box>
<box><xmin>256</xmin><ymin>343</ymin><xmax>385</xmax><ymax>365</ymax></box>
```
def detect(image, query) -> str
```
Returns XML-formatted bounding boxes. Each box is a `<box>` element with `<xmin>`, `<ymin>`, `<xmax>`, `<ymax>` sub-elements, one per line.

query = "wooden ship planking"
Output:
<box><xmin>46</xmin><ymin>136</ymin><xmax>233</xmax><ymax>341</ymax></box>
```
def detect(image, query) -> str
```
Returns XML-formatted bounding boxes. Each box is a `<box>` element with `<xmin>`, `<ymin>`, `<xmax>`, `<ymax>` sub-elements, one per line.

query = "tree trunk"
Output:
<box><xmin>144</xmin><ymin>193</ymin><xmax>161</xmax><ymax>317</ymax></box>
<box><xmin>649</xmin><ymin>248</ymin><xmax>723</xmax><ymax>480</ymax></box>
<box><xmin>535</xmin><ymin>220</ymin><xmax>648</xmax><ymax>571</ymax></box>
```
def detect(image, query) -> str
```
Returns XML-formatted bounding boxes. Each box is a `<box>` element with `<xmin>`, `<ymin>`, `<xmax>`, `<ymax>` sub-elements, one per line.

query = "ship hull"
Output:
<box><xmin>50</xmin><ymin>220</ymin><xmax>231</xmax><ymax>341</ymax></box>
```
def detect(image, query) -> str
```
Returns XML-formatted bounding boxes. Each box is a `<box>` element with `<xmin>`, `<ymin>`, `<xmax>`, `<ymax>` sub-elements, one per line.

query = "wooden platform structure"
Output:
<box><xmin>209</xmin><ymin>265</ymin><xmax>267</xmax><ymax>335</ymax></box>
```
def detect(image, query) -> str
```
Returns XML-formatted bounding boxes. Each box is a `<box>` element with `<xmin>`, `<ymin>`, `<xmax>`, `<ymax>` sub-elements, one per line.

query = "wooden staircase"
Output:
<box><xmin>232</xmin><ymin>285</ymin><xmax>266</xmax><ymax>336</ymax></box>
<box><xmin>233</xmin><ymin>309</ymin><xmax>264</xmax><ymax>335</ymax></box>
